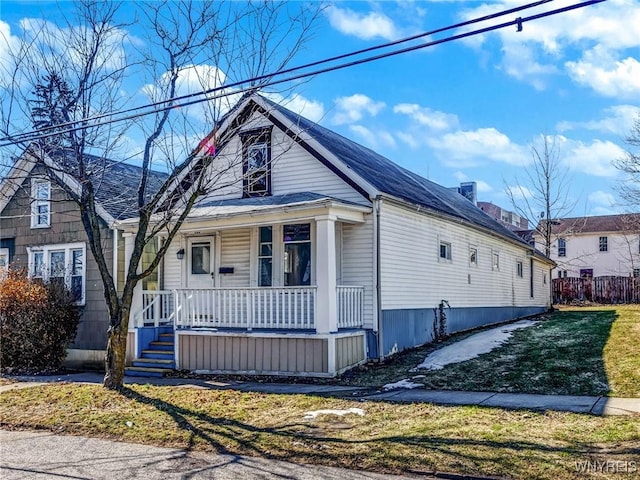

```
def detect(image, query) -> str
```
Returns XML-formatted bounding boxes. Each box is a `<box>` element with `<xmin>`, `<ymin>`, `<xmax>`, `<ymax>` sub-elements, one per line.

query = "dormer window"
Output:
<box><xmin>241</xmin><ymin>127</ymin><xmax>272</xmax><ymax>197</ymax></box>
<box><xmin>31</xmin><ymin>179</ymin><xmax>51</xmax><ymax>228</ymax></box>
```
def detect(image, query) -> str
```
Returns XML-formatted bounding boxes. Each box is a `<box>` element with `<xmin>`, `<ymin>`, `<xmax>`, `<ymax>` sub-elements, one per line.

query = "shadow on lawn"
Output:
<box><xmin>118</xmin><ymin>384</ymin><xmax>635</xmax><ymax>478</ymax></box>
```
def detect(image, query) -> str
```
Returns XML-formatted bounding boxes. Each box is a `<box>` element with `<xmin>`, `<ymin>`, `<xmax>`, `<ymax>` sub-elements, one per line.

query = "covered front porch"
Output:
<box><xmin>125</xmin><ymin>193</ymin><xmax>373</xmax><ymax>376</ymax></box>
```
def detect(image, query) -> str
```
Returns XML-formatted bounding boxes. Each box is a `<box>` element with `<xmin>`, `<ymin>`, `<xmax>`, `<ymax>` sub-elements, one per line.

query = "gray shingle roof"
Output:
<box><xmin>51</xmin><ymin>149</ymin><xmax>169</xmax><ymax>220</ymax></box>
<box><xmin>261</xmin><ymin>96</ymin><xmax>530</xmax><ymax>247</ymax></box>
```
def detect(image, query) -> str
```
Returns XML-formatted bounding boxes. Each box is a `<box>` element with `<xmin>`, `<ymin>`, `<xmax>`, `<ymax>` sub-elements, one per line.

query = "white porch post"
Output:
<box><xmin>123</xmin><ymin>232</ymin><xmax>143</xmax><ymax>327</ymax></box>
<box><xmin>315</xmin><ymin>215</ymin><xmax>338</xmax><ymax>334</ymax></box>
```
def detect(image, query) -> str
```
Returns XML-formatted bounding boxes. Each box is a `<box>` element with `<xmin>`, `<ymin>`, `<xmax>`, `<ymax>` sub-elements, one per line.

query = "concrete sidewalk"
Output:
<box><xmin>2</xmin><ymin>371</ymin><xmax>639</xmax><ymax>415</ymax></box>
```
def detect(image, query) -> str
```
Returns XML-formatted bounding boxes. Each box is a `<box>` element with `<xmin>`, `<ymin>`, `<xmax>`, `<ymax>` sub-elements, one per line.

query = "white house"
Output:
<box><xmin>537</xmin><ymin>214</ymin><xmax>640</xmax><ymax>279</ymax></box>
<box><xmin>114</xmin><ymin>93</ymin><xmax>554</xmax><ymax>378</ymax></box>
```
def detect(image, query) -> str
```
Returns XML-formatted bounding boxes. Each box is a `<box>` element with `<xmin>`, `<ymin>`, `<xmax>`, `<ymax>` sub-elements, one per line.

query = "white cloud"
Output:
<box><xmin>396</xmin><ymin>131</ymin><xmax>420</xmax><ymax>149</ymax></box>
<box><xmin>393</xmin><ymin>103</ymin><xmax>460</xmax><ymax>131</ymax></box>
<box><xmin>562</xmin><ymin>139</ymin><xmax>626</xmax><ymax>177</ymax></box>
<box><xmin>427</xmin><ymin>128</ymin><xmax>528</xmax><ymax>167</ymax></box>
<box><xmin>499</xmin><ymin>43</ymin><xmax>558</xmax><ymax>91</ymax></box>
<box><xmin>460</xmin><ymin>0</ymin><xmax>640</xmax><ymax>97</ymax></box>
<box><xmin>505</xmin><ymin>184</ymin><xmax>534</xmax><ymax>201</ymax></box>
<box><xmin>349</xmin><ymin>124</ymin><xmax>396</xmax><ymax>150</ymax></box>
<box><xmin>588</xmin><ymin>190</ymin><xmax>616</xmax><ymax>207</ymax></box>
<box><xmin>333</xmin><ymin>94</ymin><xmax>385</xmax><ymax>125</ymax></box>
<box><xmin>326</xmin><ymin>5</ymin><xmax>398</xmax><ymax>40</ymax></box>
<box><xmin>0</xmin><ymin>21</ymin><xmax>20</xmax><ymax>87</ymax></box>
<box><xmin>266</xmin><ymin>92</ymin><xmax>325</xmax><ymax>122</ymax></box>
<box><xmin>453</xmin><ymin>171</ymin><xmax>468</xmax><ymax>182</ymax></box>
<box><xmin>476</xmin><ymin>180</ymin><xmax>493</xmax><ymax>193</ymax></box>
<box><xmin>565</xmin><ymin>46</ymin><xmax>640</xmax><ymax>99</ymax></box>
<box><xmin>557</xmin><ymin>105</ymin><xmax>640</xmax><ymax>136</ymax></box>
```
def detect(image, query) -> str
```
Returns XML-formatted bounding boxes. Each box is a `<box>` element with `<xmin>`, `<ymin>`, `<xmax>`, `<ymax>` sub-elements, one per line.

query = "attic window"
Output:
<box><xmin>31</xmin><ymin>179</ymin><xmax>51</xmax><ymax>228</ymax></box>
<box><xmin>241</xmin><ymin>127</ymin><xmax>272</xmax><ymax>197</ymax></box>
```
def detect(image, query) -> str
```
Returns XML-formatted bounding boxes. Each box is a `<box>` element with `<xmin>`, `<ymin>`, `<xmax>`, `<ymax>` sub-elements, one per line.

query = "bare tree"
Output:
<box><xmin>615</xmin><ymin>111</ymin><xmax>640</xmax><ymax>207</ymax></box>
<box><xmin>505</xmin><ymin>135</ymin><xmax>577</xmax><ymax>257</ymax></box>
<box><xmin>0</xmin><ymin>0</ymin><xmax>320</xmax><ymax>389</ymax></box>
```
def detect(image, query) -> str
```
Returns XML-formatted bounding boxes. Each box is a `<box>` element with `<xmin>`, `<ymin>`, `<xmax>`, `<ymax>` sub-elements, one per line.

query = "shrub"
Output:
<box><xmin>0</xmin><ymin>269</ymin><xmax>80</xmax><ymax>373</ymax></box>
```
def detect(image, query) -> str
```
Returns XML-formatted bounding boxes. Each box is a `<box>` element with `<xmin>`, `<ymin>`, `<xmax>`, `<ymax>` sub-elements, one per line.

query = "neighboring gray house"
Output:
<box><xmin>0</xmin><ymin>147</ymin><xmax>167</xmax><ymax>368</ymax></box>
<box><xmin>116</xmin><ymin>93</ymin><xmax>554</xmax><ymax>377</ymax></box>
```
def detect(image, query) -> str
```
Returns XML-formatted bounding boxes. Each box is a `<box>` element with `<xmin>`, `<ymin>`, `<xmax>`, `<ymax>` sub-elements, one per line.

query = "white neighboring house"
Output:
<box><xmin>115</xmin><ymin>93</ymin><xmax>554</xmax><ymax>378</ymax></box>
<box><xmin>535</xmin><ymin>214</ymin><xmax>640</xmax><ymax>279</ymax></box>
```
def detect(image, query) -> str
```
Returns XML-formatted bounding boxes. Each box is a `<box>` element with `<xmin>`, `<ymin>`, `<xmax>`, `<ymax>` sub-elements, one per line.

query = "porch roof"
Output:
<box><xmin>120</xmin><ymin>192</ymin><xmax>372</xmax><ymax>227</ymax></box>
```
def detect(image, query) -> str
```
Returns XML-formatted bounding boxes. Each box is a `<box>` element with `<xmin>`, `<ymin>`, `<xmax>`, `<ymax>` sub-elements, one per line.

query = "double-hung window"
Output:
<box><xmin>31</xmin><ymin>179</ymin><xmax>51</xmax><ymax>228</ymax></box>
<box><xmin>558</xmin><ymin>238</ymin><xmax>566</xmax><ymax>257</ymax></box>
<box><xmin>27</xmin><ymin>243</ymin><xmax>86</xmax><ymax>304</ymax></box>
<box><xmin>241</xmin><ymin>127</ymin><xmax>272</xmax><ymax>197</ymax></box>
<box><xmin>599</xmin><ymin>236</ymin><xmax>608</xmax><ymax>252</ymax></box>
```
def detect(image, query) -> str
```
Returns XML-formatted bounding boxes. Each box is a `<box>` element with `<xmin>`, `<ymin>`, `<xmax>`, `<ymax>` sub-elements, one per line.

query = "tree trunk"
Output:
<box><xmin>103</xmin><ymin>312</ymin><xmax>129</xmax><ymax>390</ymax></box>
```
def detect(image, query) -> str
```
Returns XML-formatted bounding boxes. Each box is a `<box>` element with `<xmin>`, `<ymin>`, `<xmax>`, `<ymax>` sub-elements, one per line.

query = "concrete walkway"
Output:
<box><xmin>2</xmin><ymin>371</ymin><xmax>639</xmax><ymax>415</ymax></box>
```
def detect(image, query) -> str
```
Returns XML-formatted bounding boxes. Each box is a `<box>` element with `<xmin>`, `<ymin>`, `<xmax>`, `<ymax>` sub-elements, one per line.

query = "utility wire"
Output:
<box><xmin>0</xmin><ymin>0</ymin><xmax>604</xmax><ymax>148</ymax></box>
<box><xmin>1</xmin><ymin>0</ymin><xmax>556</xmax><ymax>143</ymax></box>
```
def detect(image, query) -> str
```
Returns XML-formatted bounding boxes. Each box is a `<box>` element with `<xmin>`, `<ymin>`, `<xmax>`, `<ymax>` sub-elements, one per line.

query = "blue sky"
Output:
<box><xmin>1</xmin><ymin>0</ymin><xmax>639</xmax><ymax>219</ymax></box>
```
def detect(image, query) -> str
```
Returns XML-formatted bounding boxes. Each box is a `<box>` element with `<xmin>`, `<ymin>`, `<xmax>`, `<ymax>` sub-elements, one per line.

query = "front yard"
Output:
<box><xmin>1</xmin><ymin>306</ymin><xmax>639</xmax><ymax>479</ymax></box>
<box><xmin>0</xmin><ymin>383</ymin><xmax>638</xmax><ymax>480</ymax></box>
<box><xmin>340</xmin><ymin>306</ymin><xmax>640</xmax><ymax>397</ymax></box>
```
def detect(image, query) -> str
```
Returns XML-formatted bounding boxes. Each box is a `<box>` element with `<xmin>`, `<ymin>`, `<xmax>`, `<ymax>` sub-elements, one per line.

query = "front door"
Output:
<box><xmin>187</xmin><ymin>237</ymin><xmax>215</xmax><ymax>288</ymax></box>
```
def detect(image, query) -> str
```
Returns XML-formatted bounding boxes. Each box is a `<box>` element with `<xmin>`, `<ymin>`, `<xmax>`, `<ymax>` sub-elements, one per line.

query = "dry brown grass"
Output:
<box><xmin>1</xmin><ymin>383</ymin><xmax>638</xmax><ymax>480</ymax></box>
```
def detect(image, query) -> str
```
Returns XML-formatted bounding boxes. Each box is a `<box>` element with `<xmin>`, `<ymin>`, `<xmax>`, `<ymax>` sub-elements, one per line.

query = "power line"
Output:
<box><xmin>0</xmin><ymin>0</ymin><xmax>604</xmax><ymax>148</ymax></box>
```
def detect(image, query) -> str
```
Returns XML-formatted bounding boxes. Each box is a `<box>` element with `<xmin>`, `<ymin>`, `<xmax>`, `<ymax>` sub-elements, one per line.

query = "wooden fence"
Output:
<box><xmin>553</xmin><ymin>276</ymin><xmax>640</xmax><ymax>304</ymax></box>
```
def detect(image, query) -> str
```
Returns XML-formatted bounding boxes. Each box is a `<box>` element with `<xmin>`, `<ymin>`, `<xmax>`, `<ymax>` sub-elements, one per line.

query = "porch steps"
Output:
<box><xmin>125</xmin><ymin>331</ymin><xmax>176</xmax><ymax>378</ymax></box>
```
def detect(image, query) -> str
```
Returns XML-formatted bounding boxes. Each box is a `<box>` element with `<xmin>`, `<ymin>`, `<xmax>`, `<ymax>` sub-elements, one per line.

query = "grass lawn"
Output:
<box><xmin>339</xmin><ymin>306</ymin><xmax>640</xmax><ymax>397</ymax></box>
<box><xmin>1</xmin><ymin>383</ymin><xmax>638</xmax><ymax>480</ymax></box>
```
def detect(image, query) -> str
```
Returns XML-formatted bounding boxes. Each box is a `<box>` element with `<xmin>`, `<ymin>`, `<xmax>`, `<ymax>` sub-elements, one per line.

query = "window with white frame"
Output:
<box><xmin>439</xmin><ymin>241</ymin><xmax>452</xmax><ymax>261</ymax></box>
<box><xmin>558</xmin><ymin>238</ymin><xmax>566</xmax><ymax>257</ymax></box>
<box><xmin>469</xmin><ymin>247</ymin><xmax>478</xmax><ymax>267</ymax></box>
<box><xmin>28</xmin><ymin>243</ymin><xmax>86</xmax><ymax>304</ymax></box>
<box><xmin>516</xmin><ymin>260</ymin><xmax>523</xmax><ymax>278</ymax></box>
<box><xmin>492</xmin><ymin>252</ymin><xmax>500</xmax><ymax>270</ymax></box>
<box><xmin>258</xmin><ymin>226</ymin><xmax>273</xmax><ymax>287</ymax></box>
<box><xmin>31</xmin><ymin>179</ymin><xmax>51</xmax><ymax>228</ymax></box>
<box><xmin>599</xmin><ymin>236</ymin><xmax>608</xmax><ymax>252</ymax></box>
<box><xmin>241</xmin><ymin>127</ymin><xmax>272</xmax><ymax>197</ymax></box>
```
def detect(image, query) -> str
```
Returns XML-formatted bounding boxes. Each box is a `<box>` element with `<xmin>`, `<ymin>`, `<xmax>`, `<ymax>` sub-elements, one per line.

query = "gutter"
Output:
<box><xmin>374</xmin><ymin>195</ymin><xmax>384</xmax><ymax>361</ymax></box>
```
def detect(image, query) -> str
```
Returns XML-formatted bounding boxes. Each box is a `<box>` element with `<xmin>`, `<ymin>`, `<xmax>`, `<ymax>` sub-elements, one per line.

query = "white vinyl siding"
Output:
<box><xmin>197</xmin><ymin>111</ymin><xmax>365</xmax><ymax>205</ymax></box>
<box><xmin>219</xmin><ymin>229</ymin><xmax>251</xmax><ymax>288</ymax></box>
<box><xmin>341</xmin><ymin>218</ymin><xmax>374</xmax><ymax>329</ymax></box>
<box><xmin>379</xmin><ymin>202</ymin><xmax>550</xmax><ymax>310</ymax></box>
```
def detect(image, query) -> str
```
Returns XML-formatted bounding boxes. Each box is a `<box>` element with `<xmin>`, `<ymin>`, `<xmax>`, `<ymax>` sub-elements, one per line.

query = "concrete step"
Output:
<box><xmin>132</xmin><ymin>358</ymin><xmax>175</xmax><ymax>369</ymax></box>
<box><xmin>141</xmin><ymin>349</ymin><xmax>174</xmax><ymax>360</ymax></box>
<box><xmin>125</xmin><ymin>366</ymin><xmax>173</xmax><ymax>378</ymax></box>
<box><xmin>148</xmin><ymin>341</ymin><xmax>174</xmax><ymax>351</ymax></box>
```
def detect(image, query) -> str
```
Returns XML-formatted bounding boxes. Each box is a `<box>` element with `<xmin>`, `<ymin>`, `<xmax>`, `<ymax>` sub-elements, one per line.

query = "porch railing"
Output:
<box><xmin>337</xmin><ymin>285</ymin><xmax>364</xmax><ymax>329</ymax></box>
<box><xmin>133</xmin><ymin>290</ymin><xmax>175</xmax><ymax>327</ymax></box>
<box><xmin>175</xmin><ymin>287</ymin><xmax>316</xmax><ymax>330</ymax></box>
<box><xmin>136</xmin><ymin>285</ymin><xmax>364</xmax><ymax>330</ymax></box>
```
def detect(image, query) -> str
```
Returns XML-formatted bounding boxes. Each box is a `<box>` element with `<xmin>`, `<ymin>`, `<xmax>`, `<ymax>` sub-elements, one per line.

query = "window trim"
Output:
<box><xmin>469</xmin><ymin>246</ymin><xmax>478</xmax><ymax>267</ymax></box>
<box><xmin>516</xmin><ymin>260</ymin><xmax>523</xmax><ymax>278</ymax></box>
<box><xmin>30</xmin><ymin>179</ymin><xmax>51</xmax><ymax>228</ymax></box>
<box><xmin>27</xmin><ymin>242</ymin><xmax>86</xmax><ymax>305</ymax></box>
<box><xmin>241</xmin><ymin>126</ymin><xmax>273</xmax><ymax>197</ymax></box>
<box><xmin>599</xmin><ymin>236</ymin><xmax>608</xmax><ymax>252</ymax></box>
<box><xmin>439</xmin><ymin>240</ymin><xmax>452</xmax><ymax>262</ymax></box>
<box><xmin>492</xmin><ymin>251</ymin><xmax>500</xmax><ymax>271</ymax></box>
<box><xmin>557</xmin><ymin>238</ymin><xmax>566</xmax><ymax>257</ymax></box>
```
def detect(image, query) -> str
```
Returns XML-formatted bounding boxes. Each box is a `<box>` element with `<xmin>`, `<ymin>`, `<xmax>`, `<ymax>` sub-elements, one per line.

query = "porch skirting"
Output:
<box><xmin>372</xmin><ymin>305</ymin><xmax>548</xmax><ymax>359</ymax></box>
<box><xmin>176</xmin><ymin>330</ymin><xmax>366</xmax><ymax>377</ymax></box>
